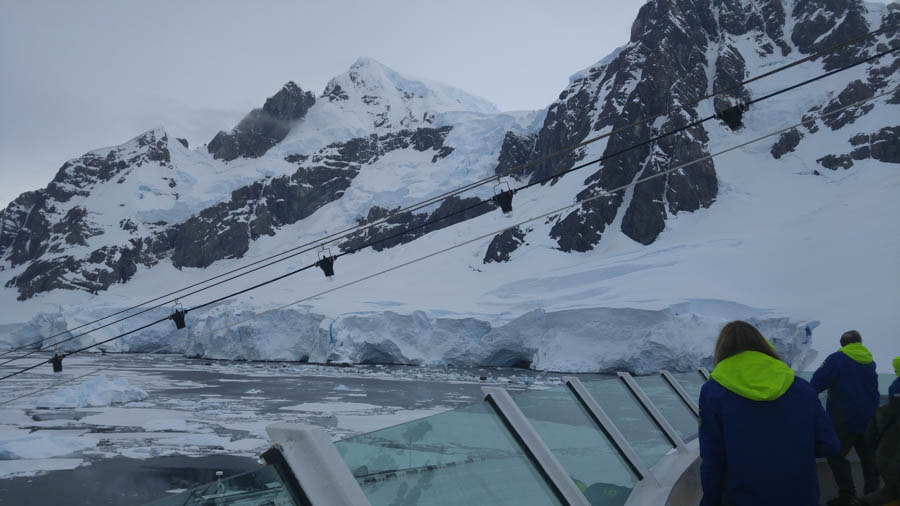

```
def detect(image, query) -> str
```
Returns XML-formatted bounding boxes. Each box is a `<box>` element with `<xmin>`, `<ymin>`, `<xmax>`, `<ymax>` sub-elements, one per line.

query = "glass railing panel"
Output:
<box><xmin>511</xmin><ymin>386</ymin><xmax>637</xmax><ymax>506</ymax></box>
<box><xmin>147</xmin><ymin>465</ymin><xmax>294</xmax><ymax>506</ymax></box>
<box><xmin>335</xmin><ymin>401</ymin><xmax>562</xmax><ymax>506</ymax></box>
<box><xmin>670</xmin><ymin>372</ymin><xmax>705</xmax><ymax>404</ymax></box>
<box><xmin>632</xmin><ymin>375</ymin><xmax>698</xmax><ymax>441</ymax></box>
<box><xmin>582</xmin><ymin>378</ymin><xmax>674</xmax><ymax>467</ymax></box>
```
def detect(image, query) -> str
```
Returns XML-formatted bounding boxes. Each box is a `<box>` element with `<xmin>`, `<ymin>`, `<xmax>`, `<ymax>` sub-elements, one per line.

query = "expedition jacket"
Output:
<box><xmin>810</xmin><ymin>343</ymin><xmax>879</xmax><ymax>434</ymax></box>
<box><xmin>890</xmin><ymin>356</ymin><xmax>900</xmax><ymax>398</ymax></box>
<box><xmin>699</xmin><ymin>351</ymin><xmax>840</xmax><ymax>506</ymax></box>
<box><xmin>865</xmin><ymin>394</ymin><xmax>900</xmax><ymax>481</ymax></box>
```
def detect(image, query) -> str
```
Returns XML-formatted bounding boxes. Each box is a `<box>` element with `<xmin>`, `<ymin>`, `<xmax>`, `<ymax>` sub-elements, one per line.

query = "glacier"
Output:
<box><xmin>4</xmin><ymin>299</ymin><xmax>818</xmax><ymax>374</ymax></box>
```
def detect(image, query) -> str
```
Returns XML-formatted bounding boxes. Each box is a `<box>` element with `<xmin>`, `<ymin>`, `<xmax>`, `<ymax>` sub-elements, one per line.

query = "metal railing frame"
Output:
<box><xmin>563</xmin><ymin>376</ymin><xmax>659</xmax><ymax>487</ymax></box>
<box><xmin>617</xmin><ymin>372</ymin><xmax>687</xmax><ymax>451</ymax></box>
<box><xmin>660</xmin><ymin>370</ymin><xmax>701</xmax><ymax>418</ymax></box>
<box><xmin>482</xmin><ymin>386</ymin><xmax>591</xmax><ymax>506</ymax></box>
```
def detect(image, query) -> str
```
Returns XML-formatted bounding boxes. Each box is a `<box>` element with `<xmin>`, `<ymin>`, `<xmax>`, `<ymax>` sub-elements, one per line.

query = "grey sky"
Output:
<box><xmin>0</xmin><ymin>0</ymin><xmax>647</xmax><ymax>208</ymax></box>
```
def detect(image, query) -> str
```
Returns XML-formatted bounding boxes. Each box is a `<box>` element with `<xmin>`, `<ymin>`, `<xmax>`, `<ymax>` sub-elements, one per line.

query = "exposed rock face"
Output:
<box><xmin>0</xmin><ymin>129</ymin><xmax>177</xmax><ymax>299</ymax></box>
<box><xmin>849</xmin><ymin>126</ymin><xmax>900</xmax><ymax>163</ymax></box>
<box><xmin>538</xmin><ymin>0</ymin><xmax>720</xmax><ymax>250</ymax></box>
<box><xmin>483</xmin><ymin>226</ymin><xmax>527</xmax><ymax>264</ymax></box>
<box><xmin>494</xmin><ymin>132</ymin><xmax>537</xmax><ymax>176</ymax></box>
<box><xmin>172</xmin><ymin>151</ymin><xmax>358</xmax><ymax>268</ymax></box>
<box><xmin>821</xmin><ymin>80</ymin><xmax>876</xmax><ymax>130</ymax></box>
<box><xmin>48</xmin><ymin>128</ymin><xmax>171</xmax><ymax>204</ymax></box>
<box><xmin>494</xmin><ymin>0</ymin><xmax>894</xmax><ymax>254</ymax></box>
<box><xmin>771</xmin><ymin>128</ymin><xmax>804</xmax><ymax>159</ymax></box>
<box><xmin>208</xmin><ymin>82</ymin><xmax>315</xmax><ymax>161</ymax></box>
<box><xmin>0</xmin><ymin>190</ymin><xmax>52</xmax><ymax>268</ymax></box>
<box><xmin>817</xmin><ymin>126</ymin><xmax>900</xmax><ymax>170</ymax></box>
<box><xmin>791</xmin><ymin>0</ymin><xmax>870</xmax><ymax>69</ymax></box>
<box><xmin>774</xmin><ymin>6</ymin><xmax>899</xmax><ymax>159</ymax></box>
<box><xmin>817</xmin><ymin>153</ymin><xmax>855</xmax><ymax>170</ymax></box>
<box><xmin>0</xmin><ymin>112</ymin><xmax>459</xmax><ymax>298</ymax></box>
<box><xmin>339</xmin><ymin>195</ymin><xmax>492</xmax><ymax>254</ymax></box>
<box><xmin>175</xmin><ymin>126</ymin><xmax>456</xmax><ymax>268</ymax></box>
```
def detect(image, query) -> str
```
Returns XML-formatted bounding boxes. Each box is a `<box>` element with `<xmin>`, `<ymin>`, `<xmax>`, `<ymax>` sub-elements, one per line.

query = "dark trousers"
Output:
<box><xmin>827</xmin><ymin>431</ymin><xmax>880</xmax><ymax>496</ymax></box>
<box><xmin>861</xmin><ymin>474</ymin><xmax>898</xmax><ymax>506</ymax></box>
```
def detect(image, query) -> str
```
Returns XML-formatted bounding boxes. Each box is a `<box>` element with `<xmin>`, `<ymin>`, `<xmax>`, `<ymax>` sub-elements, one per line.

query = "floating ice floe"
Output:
<box><xmin>34</xmin><ymin>375</ymin><xmax>148</xmax><ymax>408</ymax></box>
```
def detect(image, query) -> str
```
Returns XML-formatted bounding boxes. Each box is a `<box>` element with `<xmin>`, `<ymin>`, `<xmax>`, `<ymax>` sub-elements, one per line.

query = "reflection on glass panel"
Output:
<box><xmin>335</xmin><ymin>401</ymin><xmax>562</xmax><ymax>506</ymax></box>
<box><xmin>633</xmin><ymin>375</ymin><xmax>698</xmax><ymax>441</ymax></box>
<box><xmin>670</xmin><ymin>372</ymin><xmax>705</xmax><ymax>405</ymax></box>
<box><xmin>147</xmin><ymin>466</ymin><xmax>294</xmax><ymax>506</ymax></box>
<box><xmin>582</xmin><ymin>378</ymin><xmax>674</xmax><ymax>468</ymax></box>
<box><xmin>512</xmin><ymin>387</ymin><xmax>636</xmax><ymax>506</ymax></box>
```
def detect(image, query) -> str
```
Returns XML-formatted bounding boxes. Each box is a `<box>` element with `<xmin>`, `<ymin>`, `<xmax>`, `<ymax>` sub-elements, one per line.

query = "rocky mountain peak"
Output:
<box><xmin>47</xmin><ymin>127</ymin><xmax>172</xmax><ymax>203</ymax></box>
<box><xmin>262</xmin><ymin>81</ymin><xmax>316</xmax><ymax>122</ymax></box>
<box><xmin>207</xmin><ymin>82</ymin><xmax>316</xmax><ymax>161</ymax></box>
<box><xmin>321</xmin><ymin>57</ymin><xmax>497</xmax><ymax>131</ymax></box>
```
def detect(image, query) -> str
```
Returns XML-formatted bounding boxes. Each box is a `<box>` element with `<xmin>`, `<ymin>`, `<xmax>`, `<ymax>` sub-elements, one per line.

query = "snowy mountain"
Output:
<box><xmin>1</xmin><ymin>0</ymin><xmax>898</xmax><ymax>373</ymax></box>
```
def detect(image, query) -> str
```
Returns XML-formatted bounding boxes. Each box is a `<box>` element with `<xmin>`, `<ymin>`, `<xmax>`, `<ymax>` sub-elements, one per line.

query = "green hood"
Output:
<box><xmin>893</xmin><ymin>356</ymin><xmax>900</xmax><ymax>376</ymax></box>
<box><xmin>711</xmin><ymin>351</ymin><xmax>795</xmax><ymax>401</ymax></box>
<box><xmin>840</xmin><ymin>342</ymin><xmax>873</xmax><ymax>364</ymax></box>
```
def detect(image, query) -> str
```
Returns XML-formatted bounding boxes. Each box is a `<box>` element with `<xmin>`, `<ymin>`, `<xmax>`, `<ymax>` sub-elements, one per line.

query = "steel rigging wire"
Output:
<box><xmin>1</xmin><ymin>22</ymin><xmax>894</xmax><ymax>360</ymax></box>
<box><xmin>1</xmin><ymin>65</ymin><xmax>895</xmax><ymax>385</ymax></box>
<box><xmin>2</xmin><ymin>84</ymin><xmax>895</xmax><ymax>405</ymax></box>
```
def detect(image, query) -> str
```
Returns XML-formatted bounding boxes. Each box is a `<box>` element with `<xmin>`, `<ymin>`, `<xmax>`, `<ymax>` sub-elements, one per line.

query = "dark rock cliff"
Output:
<box><xmin>208</xmin><ymin>82</ymin><xmax>315</xmax><ymax>161</ymax></box>
<box><xmin>490</xmin><ymin>0</ymin><xmax>894</xmax><ymax>258</ymax></box>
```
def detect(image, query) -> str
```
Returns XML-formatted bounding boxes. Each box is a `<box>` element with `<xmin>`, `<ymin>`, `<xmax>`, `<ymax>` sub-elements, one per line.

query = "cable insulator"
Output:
<box><xmin>170</xmin><ymin>310</ymin><xmax>187</xmax><ymax>330</ymax></box>
<box><xmin>51</xmin><ymin>353</ymin><xmax>63</xmax><ymax>373</ymax></box>
<box><xmin>492</xmin><ymin>189</ymin><xmax>514</xmax><ymax>215</ymax></box>
<box><xmin>317</xmin><ymin>256</ymin><xmax>336</xmax><ymax>278</ymax></box>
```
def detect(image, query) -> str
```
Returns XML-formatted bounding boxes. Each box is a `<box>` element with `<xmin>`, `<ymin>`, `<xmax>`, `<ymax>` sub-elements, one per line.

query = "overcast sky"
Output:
<box><xmin>0</xmin><ymin>0</ymin><xmax>647</xmax><ymax>208</ymax></box>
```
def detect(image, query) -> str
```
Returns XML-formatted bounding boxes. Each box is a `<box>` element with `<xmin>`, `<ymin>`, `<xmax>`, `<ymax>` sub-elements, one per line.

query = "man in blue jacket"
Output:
<box><xmin>891</xmin><ymin>356</ymin><xmax>900</xmax><ymax>398</ymax></box>
<box><xmin>810</xmin><ymin>330</ymin><xmax>881</xmax><ymax>505</ymax></box>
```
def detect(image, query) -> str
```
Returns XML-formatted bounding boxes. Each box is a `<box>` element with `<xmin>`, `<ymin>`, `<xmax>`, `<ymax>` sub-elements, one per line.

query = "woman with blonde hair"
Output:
<box><xmin>699</xmin><ymin>320</ymin><xmax>839</xmax><ymax>506</ymax></box>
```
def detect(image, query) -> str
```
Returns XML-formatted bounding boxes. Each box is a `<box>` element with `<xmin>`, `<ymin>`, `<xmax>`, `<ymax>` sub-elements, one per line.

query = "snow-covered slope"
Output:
<box><xmin>1</xmin><ymin>0</ymin><xmax>897</xmax><ymax>373</ymax></box>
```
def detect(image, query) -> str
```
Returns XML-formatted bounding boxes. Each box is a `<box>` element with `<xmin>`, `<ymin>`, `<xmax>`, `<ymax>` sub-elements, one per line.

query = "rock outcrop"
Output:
<box><xmin>208</xmin><ymin>82</ymin><xmax>315</xmax><ymax>161</ymax></box>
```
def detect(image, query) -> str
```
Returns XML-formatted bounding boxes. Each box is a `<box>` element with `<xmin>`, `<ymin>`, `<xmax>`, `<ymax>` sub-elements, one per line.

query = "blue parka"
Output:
<box><xmin>809</xmin><ymin>343</ymin><xmax>879</xmax><ymax>434</ymax></box>
<box><xmin>699</xmin><ymin>351</ymin><xmax>839</xmax><ymax>506</ymax></box>
<box><xmin>890</xmin><ymin>356</ymin><xmax>899</xmax><ymax>397</ymax></box>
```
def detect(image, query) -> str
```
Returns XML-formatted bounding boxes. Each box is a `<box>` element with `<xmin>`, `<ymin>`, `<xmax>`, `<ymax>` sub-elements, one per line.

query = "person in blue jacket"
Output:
<box><xmin>854</xmin><ymin>357</ymin><xmax>900</xmax><ymax>506</ymax></box>
<box><xmin>699</xmin><ymin>320</ymin><xmax>839</xmax><ymax>506</ymax></box>
<box><xmin>891</xmin><ymin>356</ymin><xmax>900</xmax><ymax>398</ymax></box>
<box><xmin>810</xmin><ymin>330</ymin><xmax>880</xmax><ymax>504</ymax></box>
